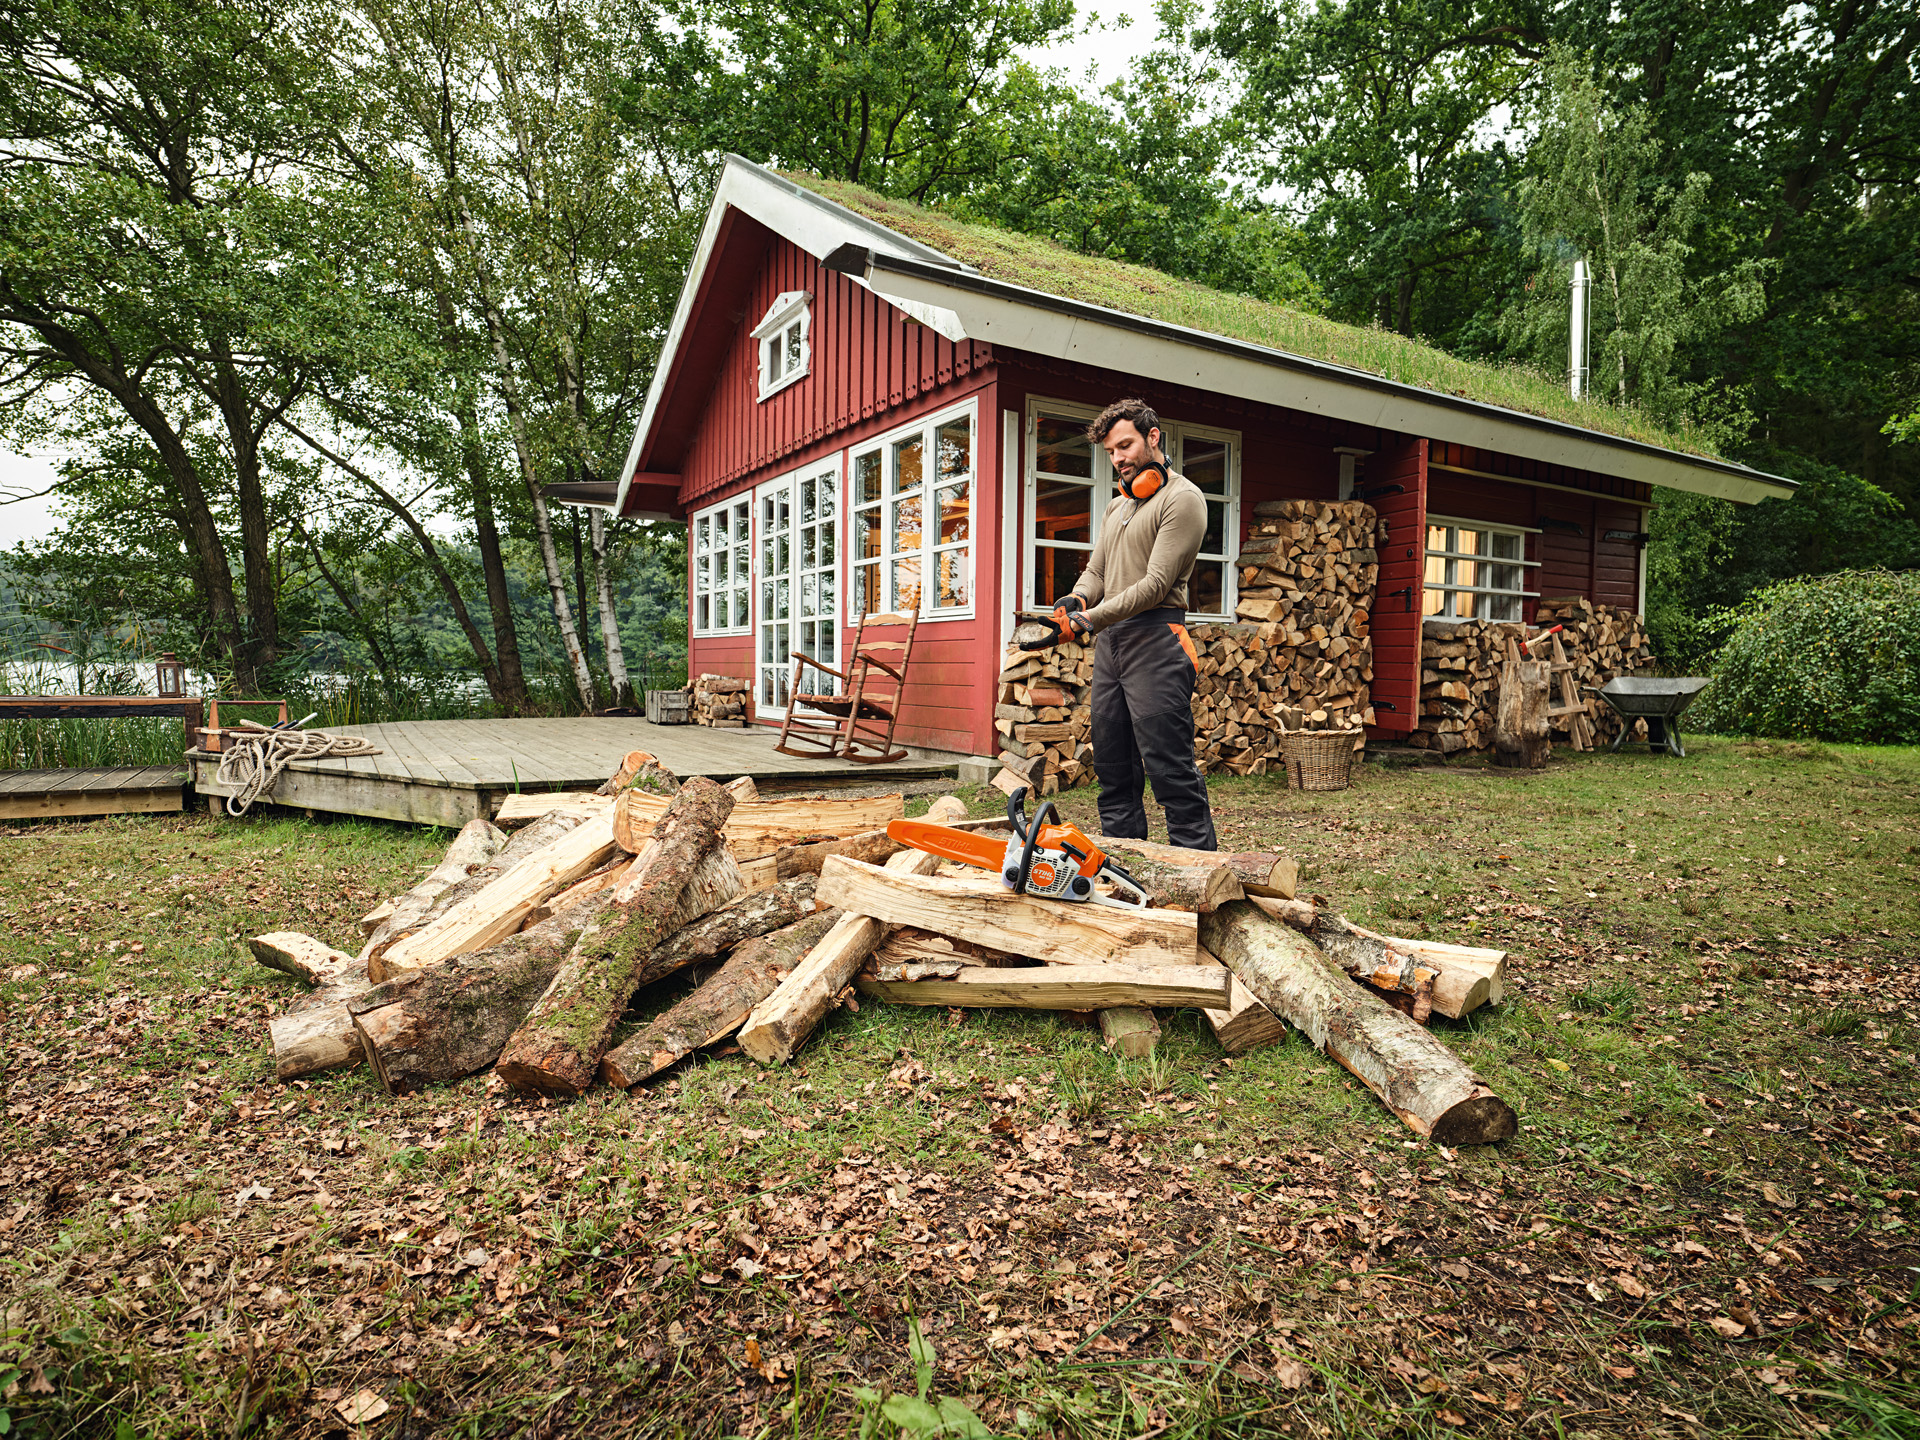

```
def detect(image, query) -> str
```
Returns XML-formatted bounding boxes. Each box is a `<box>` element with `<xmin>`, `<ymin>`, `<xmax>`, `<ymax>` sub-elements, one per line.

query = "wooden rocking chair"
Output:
<box><xmin>775</xmin><ymin>610</ymin><xmax>920</xmax><ymax>763</ymax></box>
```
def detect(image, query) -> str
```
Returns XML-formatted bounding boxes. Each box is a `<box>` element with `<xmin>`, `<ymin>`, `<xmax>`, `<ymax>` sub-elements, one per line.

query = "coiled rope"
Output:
<box><xmin>213</xmin><ymin>721</ymin><xmax>383</xmax><ymax>816</ymax></box>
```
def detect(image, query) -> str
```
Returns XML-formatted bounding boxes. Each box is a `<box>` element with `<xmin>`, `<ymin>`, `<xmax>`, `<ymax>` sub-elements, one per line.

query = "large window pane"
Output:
<box><xmin>892</xmin><ymin>435</ymin><xmax>923</xmax><ymax>494</ymax></box>
<box><xmin>1035</xmin><ymin>414</ymin><xmax>1093</xmax><ymax>478</ymax></box>
<box><xmin>937</xmin><ymin>418</ymin><xmax>971</xmax><ymax>484</ymax></box>
<box><xmin>857</xmin><ymin>509</ymin><xmax>882</xmax><ymax>559</ymax></box>
<box><xmin>855</xmin><ymin>451</ymin><xmax>882</xmax><ymax>504</ymax></box>
<box><xmin>1034</xmin><ymin>477</ymin><xmax>1091</xmax><ymax>544</ymax></box>
<box><xmin>853</xmin><ymin>562</ymin><xmax>880</xmax><ymax>618</ymax></box>
<box><xmin>1190</xmin><ymin>560</ymin><xmax>1224</xmax><ymax>615</ymax></box>
<box><xmin>1185</xmin><ymin>439</ymin><xmax>1230</xmax><ymax>495</ymax></box>
<box><xmin>1202</xmin><ymin>499</ymin><xmax>1226</xmax><ymax>556</ymax></box>
<box><xmin>891</xmin><ymin>557</ymin><xmax>921</xmax><ymax>611</ymax></box>
<box><xmin>937</xmin><ymin>482</ymin><xmax>969</xmax><ymax>544</ymax></box>
<box><xmin>890</xmin><ymin>495</ymin><xmax>921</xmax><ymax>553</ymax></box>
<box><xmin>1034</xmin><ymin>548</ymin><xmax>1089</xmax><ymax>607</ymax></box>
<box><xmin>935</xmin><ymin>550</ymin><xmax>968</xmax><ymax>608</ymax></box>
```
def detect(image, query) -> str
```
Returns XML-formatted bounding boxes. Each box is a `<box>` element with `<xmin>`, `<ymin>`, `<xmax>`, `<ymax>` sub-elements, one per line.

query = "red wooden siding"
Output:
<box><xmin>1367</xmin><ymin>437</ymin><xmax>1427</xmax><ymax>735</ymax></box>
<box><xmin>676</xmin><ymin>236</ymin><xmax>991</xmax><ymax>507</ymax></box>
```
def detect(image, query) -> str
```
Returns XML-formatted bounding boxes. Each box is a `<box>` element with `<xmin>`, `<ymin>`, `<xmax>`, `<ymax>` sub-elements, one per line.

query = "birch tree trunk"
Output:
<box><xmin>589</xmin><ymin>505</ymin><xmax>631</xmax><ymax>706</ymax></box>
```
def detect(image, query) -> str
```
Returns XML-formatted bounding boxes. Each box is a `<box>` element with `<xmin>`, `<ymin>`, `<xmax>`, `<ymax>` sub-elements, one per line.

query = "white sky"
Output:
<box><xmin>0</xmin><ymin>0</ymin><xmax>1168</xmax><ymax>554</ymax></box>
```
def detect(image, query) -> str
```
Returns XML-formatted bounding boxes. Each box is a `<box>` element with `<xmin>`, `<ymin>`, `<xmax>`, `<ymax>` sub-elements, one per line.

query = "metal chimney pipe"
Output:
<box><xmin>1569</xmin><ymin>258</ymin><xmax>1591</xmax><ymax>399</ymax></box>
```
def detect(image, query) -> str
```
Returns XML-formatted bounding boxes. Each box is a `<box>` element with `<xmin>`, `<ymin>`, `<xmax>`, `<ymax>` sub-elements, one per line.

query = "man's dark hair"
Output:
<box><xmin>1088</xmin><ymin>398</ymin><xmax>1160</xmax><ymax>446</ymax></box>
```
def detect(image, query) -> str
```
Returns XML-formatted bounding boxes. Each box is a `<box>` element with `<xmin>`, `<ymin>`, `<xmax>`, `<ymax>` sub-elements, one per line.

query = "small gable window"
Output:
<box><xmin>753</xmin><ymin>290</ymin><xmax>811</xmax><ymax>400</ymax></box>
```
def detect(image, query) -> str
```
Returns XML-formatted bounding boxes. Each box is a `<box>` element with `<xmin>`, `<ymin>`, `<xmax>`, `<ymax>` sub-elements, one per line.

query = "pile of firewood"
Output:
<box><xmin>252</xmin><ymin>753</ymin><xmax>1517</xmax><ymax>1146</ymax></box>
<box><xmin>1412</xmin><ymin>600</ymin><xmax>1651</xmax><ymax>754</ymax></box>
<box><xmin>990</xmin><ymin>500</ymin><xmax>1376</xmax><ymax>791</ymax></box>
<box><xmin>691</xmin><ymin>673</ymin><xmax>748</xmax><ymax>728</ymax></box>
<box><xmin>992</xmin><ymin>640</ymin><xmax>1094</xmax><ymax>796</ymax></box>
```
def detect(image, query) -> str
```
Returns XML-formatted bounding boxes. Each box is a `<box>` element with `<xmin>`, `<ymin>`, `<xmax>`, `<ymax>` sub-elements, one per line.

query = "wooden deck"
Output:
<box><xmin>0</xmin><ymin>766</ymin><xmax>188</xmax><ymax>821</ymax></box>
<box><xmin>186</xmin><ymin>718</ymin><xmax>964</xmax><ymax>827</ymax></box>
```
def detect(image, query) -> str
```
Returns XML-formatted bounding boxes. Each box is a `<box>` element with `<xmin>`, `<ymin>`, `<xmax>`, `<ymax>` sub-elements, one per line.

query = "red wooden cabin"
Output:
<box><xmin>568</xmin><ymin>157</ymin><xmax>1792</xmax><ymax>760</ymax></box>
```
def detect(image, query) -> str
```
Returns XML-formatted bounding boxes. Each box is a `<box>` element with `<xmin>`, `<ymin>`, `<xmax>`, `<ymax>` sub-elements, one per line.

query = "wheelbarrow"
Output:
<box><xmin>1590</xmin><ymin>677</ymin><xmax>1711</xmax><ymax>757</ymax></box>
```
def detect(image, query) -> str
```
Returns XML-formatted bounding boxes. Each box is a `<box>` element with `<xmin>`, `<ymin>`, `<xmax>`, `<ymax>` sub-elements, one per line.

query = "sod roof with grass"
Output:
<box><xmin>790</xmin><ymin>172</ymin><xmax>1719</xmax><ymax>462</ymax></box>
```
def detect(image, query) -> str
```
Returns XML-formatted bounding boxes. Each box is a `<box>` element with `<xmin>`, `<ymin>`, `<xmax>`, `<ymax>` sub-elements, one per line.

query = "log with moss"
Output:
<box><xmin>348</xmin><ymin>895</ymin><xmax>615</xmax><ymax>1093</ymax></box>
<box><xmin>494</xmin><ymin>778</ymin><xmax>735</xmax><ymax>1095</ymax></box>
<box><xmin>600</xmin><ymin>907</ymin><xmax>843</xmax><ymax>1088</ymax></box>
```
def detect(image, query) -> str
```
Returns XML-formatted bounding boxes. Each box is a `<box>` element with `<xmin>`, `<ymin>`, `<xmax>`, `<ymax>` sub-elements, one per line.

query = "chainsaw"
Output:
<box><xmin>886</xmin><ymin>788</ymin><xmax>1151</xmax><ymax>910</ymax></box>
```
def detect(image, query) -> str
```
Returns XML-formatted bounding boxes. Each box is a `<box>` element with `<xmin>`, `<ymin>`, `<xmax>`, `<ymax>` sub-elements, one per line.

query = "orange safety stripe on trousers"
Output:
<box><xmin>1168</xmin><ymin>622</ymin><xmax>1198</xmax><ymax>669</ymax></box>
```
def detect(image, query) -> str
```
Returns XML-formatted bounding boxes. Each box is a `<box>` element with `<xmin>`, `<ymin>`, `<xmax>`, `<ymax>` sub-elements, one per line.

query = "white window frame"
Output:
<box><xmin>1022</xmin><ymin>397</ymin><xmax>1240</xmax><ymax>621</ymax></box>
<box><xmin>690</xmin><ymin>494</ymin><xmax>753</xmax><ymax>636</ymax></box>
<box><xmin>848</xmin><ymin>398</ymin><xmax>978</xmax><ymax>623</ymax></box>
<box><xmin>752</xmin><ymin>290</ymin><xmax>811</xmax><ymax>401</ymax></box>
<box><xmin>1422</xmin><ymin>514</ymin><xmax>1541</xmax><ymax>622</ymax></box>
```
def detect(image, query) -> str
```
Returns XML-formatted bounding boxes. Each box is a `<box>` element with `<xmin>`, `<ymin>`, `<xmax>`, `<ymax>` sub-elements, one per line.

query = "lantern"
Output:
<box><xmin>156</xmin><ymin>652</ymin><xmax>185</xmax><ymax>698</ymax></box>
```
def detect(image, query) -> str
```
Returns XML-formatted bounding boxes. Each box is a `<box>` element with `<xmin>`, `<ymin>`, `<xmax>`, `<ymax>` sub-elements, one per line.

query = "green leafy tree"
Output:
<box><xmin>955</xmin><ymin>3</ymin><xmax>1320</xmax><ymax>307</ymax></box>
<box><xmin>631</xmin><ymin>0</ymin><xmax>1073</xmax><ymax>202</ymax></box>
<box><xmin>1503</xmin><ymin>47</ymin><xmax>1768</xmax><ymax>433</ymax></box>
<box><xmin>0</xmin><ymin>0</ymin><xmax>374</xmax><ymax>692</ymax></box>
<box><xmin>1206</xmin><ymin>0</ymin><xmax>1541</xmax><ymax>338</ymax></box>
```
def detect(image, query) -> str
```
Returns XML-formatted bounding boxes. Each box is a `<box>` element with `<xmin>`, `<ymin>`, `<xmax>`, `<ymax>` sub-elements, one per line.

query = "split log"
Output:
<box><xmin>774</xmin><ymin>793</ymin><xmax>967</xmax><ymax>877</ymax></box>
<box><xmin>250</xmin><ymin>932</ymin><xmax>355</xmax><ymax>987</ymax></box>
<box><xmin>636</xmin><ymin>876</ymin><xmax>818</xmax><ymax>982</ymax></box>
<box><xmin>495</xmin><ymin>792</ymin><xmax>607</xmax><ymax>826</ymax></box>
<box><xmin>870</xmin><ymin>959</ymin><xmax>968</xmax><ymax>982</ymax></box>
<box><xmin>814</xmin><ymin>856</ymin><xmax>1201</xmax><ymax>969</ymax></box>
<box><xmin>872</xmin><ymin>927</ymin><xmax>1013</xmax><ymax>968</ymax></box>
<box><xmin>600</xmin><ymin>908</ymin><xmax>842</xmax><ymax>1088</ymax></box>
<box><xmin>1394</xmin><ymin>938</ymin><xmax>1507</xmax><ymax>1004</ymax></box>
<box><xmin>1098</xmin><ymin>1006</ymin><xmax>1163</xmax><ymax>1057</ymax></box>
<box><xmin>1201</xmin><ymin>970</ymin><xmax>1289</xmax><ymax>1054</ymax></box>
<box><xmin>366</xmin><ymin>809</ymin><xmax>582</xmax><ymax>963</ymax></box>
<box><xmin>739</xmin><ymin>847</ymin><xmax>944</xmax><ymax>1066</ymax></box>
<box><xmin>373</xmin><ymin>813</ymin><xmax>619</xmax><ymax>982</ymax></box>
<box><xmin>1093</xmin><ymin>834</ymin><xmax>1298</xmax><ymax>898</ymax></box>
<box><xmin>356</xmin><ymin>817</ymin><xmax>509</xmax><ymax>957</ymax></box>
<box><xmin>614</xmin><ymin>789</ymin><xmax>907</xmax><ymax>860</ymax></box>
<box><xmin>1096</xmin><ymin>844</ymin><xmax>1243</xmax><ymax>912</ymax></box>
<box><xmin>1310</xmin><ymin>914</ymin><xmax>1489</xmax><ymax>1019</ymax></box>
<box><xmin>532</xmin><ymin>862</ymin><xmax>627</xmax><ymax>923</ymax></box>
<box><xmin>348</xmin><ymin>896</ymin><xmax>614</xmax><ymax>1093</ymax></box>
<box><xmin>495</xmin><ymin>778</ymin><xmax>734</xmax><ymax>1095</ymax></box>
<box><xmin>858</xmin><ymin>965</ymin><xmax>1226</xmax><ymax>1011</ymax></box>
<box><xmin>1199</xmin><ymin>902</ymin><xmax>1516</xmax><ymax>1146</ymax></box>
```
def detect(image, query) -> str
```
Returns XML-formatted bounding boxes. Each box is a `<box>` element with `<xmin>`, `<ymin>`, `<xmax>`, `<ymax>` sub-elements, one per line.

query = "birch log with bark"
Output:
<box><xmin>348</xmin><ymin>896</ymin><xmax>614</xmax><ymax>1094</ymax></box>
<box><xmin>601</xmin><ymin>908</ymin><xmax>843</xmax><ymax>1088</ymax></box>
<box><xmin>268</xmin><ymin>958</ymin><xmax>375</xmax><ymax>1081</ymax></box>
<box><xmin>1094</xmin><ymin>835</ymin><xmax>1298</xmax><ymax>898</ymax></box>
<box><xmin>495</xmin><ymin>778</ymin><xmax>733</xmax><ymax>1094</ymax></box>
<box><xmin>1310</xmin><ymin>914</ymin><xmax>1489</xmax><ymax>1019</ymax></box>
<box><xmin>1095</xmin><ymin>845</ymin><xmax>1243</xmax><ymax>911</ymax></box>
<box><xmin>1199</xmin><ymin>902</ymin><xmax>1516</xmax><ymax>1145</ymax></box>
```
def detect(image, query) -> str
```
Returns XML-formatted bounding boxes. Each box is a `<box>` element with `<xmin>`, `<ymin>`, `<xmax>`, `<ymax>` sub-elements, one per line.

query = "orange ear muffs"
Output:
<box><xmin>1120</xmin><ymin>459</ymin><xmax>1167</xmax><ymax>501</ymax></box>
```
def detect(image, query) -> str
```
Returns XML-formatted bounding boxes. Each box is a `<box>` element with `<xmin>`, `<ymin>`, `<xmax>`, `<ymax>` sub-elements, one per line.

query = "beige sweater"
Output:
<box><xmin>1071</xmin><ymin>470</ymin><xmax>1209</xmax><ymax>632</ymax></box>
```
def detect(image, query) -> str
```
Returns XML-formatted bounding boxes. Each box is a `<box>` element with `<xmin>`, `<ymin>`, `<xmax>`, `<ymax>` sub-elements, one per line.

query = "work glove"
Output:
<box><xmin>1017</xmin><ymin>603</ymin><xmax>1093</xmax><ymax>651</ymax></box>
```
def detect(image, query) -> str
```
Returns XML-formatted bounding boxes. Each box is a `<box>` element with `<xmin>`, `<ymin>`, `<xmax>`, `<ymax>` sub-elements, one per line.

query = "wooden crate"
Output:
<box><xmin>645</xmin><ymin>690</ymin><xmax>692</xmax><ymax>725</ymax></box>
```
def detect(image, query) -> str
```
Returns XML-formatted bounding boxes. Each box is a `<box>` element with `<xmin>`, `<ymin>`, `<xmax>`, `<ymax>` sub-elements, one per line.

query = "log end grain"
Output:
<box><xmin>1420</xmin><ymin>1088</ymin><xmax>1519</xmax><ymax>1147</ymax></box>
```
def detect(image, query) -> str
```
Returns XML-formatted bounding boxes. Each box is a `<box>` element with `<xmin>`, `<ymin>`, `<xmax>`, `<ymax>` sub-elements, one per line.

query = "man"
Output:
<box><xmin>1022</xmin><ymin>398</ymin><xmax>1218</xmax><ymax>851</ymax></box>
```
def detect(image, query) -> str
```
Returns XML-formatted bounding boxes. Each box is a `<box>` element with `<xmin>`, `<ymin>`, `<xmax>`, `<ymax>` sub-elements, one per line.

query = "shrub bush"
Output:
<box><xmin>1692</xmin><ymin>569</ymin><xmax>1920</xmax><ymax>743</ymax></box>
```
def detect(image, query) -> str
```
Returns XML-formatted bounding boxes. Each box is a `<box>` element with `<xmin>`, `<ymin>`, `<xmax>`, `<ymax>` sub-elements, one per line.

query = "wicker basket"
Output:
<box><xmin>1281</xmin><ymin>728</ymin><xmax>1358</xmax><ymax>792</ymax></box>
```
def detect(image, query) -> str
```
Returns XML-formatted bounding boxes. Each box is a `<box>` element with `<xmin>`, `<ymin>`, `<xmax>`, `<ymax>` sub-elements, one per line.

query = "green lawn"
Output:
<box><xmin>1</xmin><ymin>736</ymin><xmax>1915</xmax><ymax>1438</ymax></box>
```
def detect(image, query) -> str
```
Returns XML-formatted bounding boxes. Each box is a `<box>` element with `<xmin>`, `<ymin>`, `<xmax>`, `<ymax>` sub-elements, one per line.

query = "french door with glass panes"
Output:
<box><xmin>755</xmin><ymin>459</ymin><xmax>840</xmax><ymax>716</ymax></box>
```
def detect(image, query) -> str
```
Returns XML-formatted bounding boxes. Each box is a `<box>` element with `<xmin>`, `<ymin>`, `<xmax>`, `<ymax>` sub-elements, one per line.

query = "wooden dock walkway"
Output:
<box><xmin>186</xmin><ymin>718</ymin><xmax>964</xmax><ymax>827</ymax></box>
<box><xmin>0</xmin><ymin>766</ymin><xmax>188</xmax><ymax>821</ymax></box>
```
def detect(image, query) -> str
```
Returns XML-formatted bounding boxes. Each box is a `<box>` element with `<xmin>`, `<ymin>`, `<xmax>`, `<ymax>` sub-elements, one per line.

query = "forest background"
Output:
<box><xmin>0</xmin><ymin>0</ymin><xmax>1913</xmax><ymax>721</ymax></box>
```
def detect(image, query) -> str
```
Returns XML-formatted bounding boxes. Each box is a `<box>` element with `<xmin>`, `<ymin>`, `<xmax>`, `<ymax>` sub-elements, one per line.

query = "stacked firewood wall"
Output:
<box><xmin>994</xmin><ymin>643</ymin><xmax>1094</xmax><ymax>795</ymax></box>
<box><xmin>1411</xmin><ymin>601</ymin><xmax>1653</xmax><ymax>753</ymax></box>
<box><xmin>691</xmin><ymin>673</ymin><xmax>749</xmax><ymax>728</ymax></box>
<box><xmin>992</xmin><ymin>500</ymin><xmax>1376</xmax><ymax>789</ymax></box>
